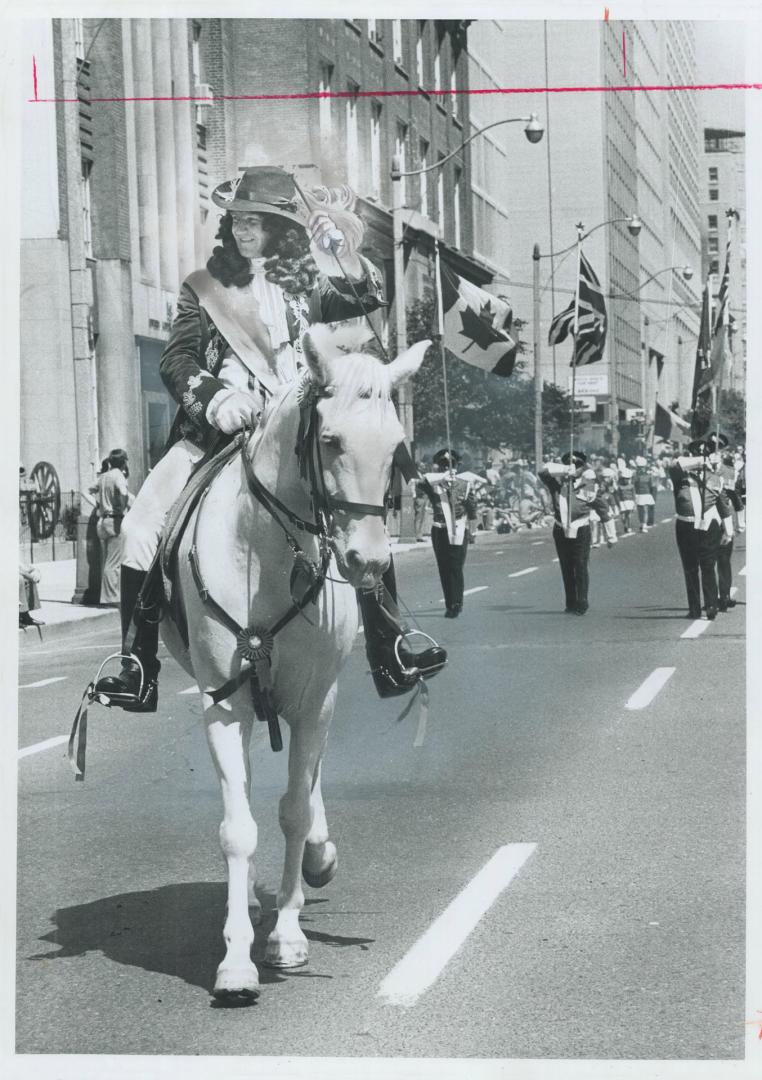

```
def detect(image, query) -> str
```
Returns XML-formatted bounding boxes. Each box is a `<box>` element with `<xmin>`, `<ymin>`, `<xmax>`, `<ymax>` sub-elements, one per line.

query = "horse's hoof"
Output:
<box><xmin>302</xmin><ymin>842</ymin><xmax>338</xmax><ymax>889</ymax></box>
<box><xmin>263</xmin><ymin>938</ymin><xmax>309</xmax><ymax>969</ymax></box>
<box><xmin>213</xmin><ymin>966</ymin><xmax>260</xmax><ymax>1001</ymax></box>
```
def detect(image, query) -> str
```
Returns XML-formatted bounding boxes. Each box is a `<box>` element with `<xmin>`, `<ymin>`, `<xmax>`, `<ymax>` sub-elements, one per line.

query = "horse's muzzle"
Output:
<box><xmin>336</xmin><ymin>546</ymin><xmax>390</xmax><ymax>589</ymax></box>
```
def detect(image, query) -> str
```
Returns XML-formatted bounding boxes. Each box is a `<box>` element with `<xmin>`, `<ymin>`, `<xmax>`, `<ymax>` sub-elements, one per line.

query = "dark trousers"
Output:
<box><xmin>675</xmin><ymin>519</ymin><xmax>720</xmax><ymax>613</ymax></box>
<box><xmin>431</xmin><ymin>526</ymin><xmax>468</xmax><ymax>611</ymax></box>
<box><xmin>717</xmin><ymin>536</ymin><xmax>734</xmax><ymax>602</ymax></box>
<box><xmin>552</xmin><ymin>523</ymin><xmax>592</xmax><ymax>612</ymax></box>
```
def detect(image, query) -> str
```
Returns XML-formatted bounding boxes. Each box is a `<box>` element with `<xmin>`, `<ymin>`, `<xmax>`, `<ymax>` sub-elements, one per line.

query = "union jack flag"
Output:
<box><xmin>548</xmin><ymin>252</ymin><xmax>608</xmax><ymax>366</ymax></box>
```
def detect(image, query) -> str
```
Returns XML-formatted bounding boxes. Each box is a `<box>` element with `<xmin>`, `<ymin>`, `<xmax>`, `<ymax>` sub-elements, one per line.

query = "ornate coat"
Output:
<box><xmin>159</xmin><ymin>256</ymin><xmax>385</xmax><ymax>453</ymax></box>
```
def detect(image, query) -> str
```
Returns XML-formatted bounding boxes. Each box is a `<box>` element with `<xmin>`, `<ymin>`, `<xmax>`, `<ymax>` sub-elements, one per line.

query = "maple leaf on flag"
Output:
<box><xmin>458</xmin><ymin>301</ymin><xmax>510</xmax><ymax>352</ymax></box>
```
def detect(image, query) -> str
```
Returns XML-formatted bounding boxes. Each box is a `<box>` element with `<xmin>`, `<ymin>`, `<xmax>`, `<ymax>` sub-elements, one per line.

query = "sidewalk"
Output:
<box><xmin>19</xmin><ymin>558</ymin><xmax>119</xmax><ymax>643</ymax></box>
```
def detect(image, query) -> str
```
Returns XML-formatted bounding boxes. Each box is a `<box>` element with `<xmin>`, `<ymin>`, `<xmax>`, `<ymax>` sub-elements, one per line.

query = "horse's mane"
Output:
<box><xmin>321</xmin><ymin>353</ymin><xmax>394</xmax><ymax>413</ymax></box>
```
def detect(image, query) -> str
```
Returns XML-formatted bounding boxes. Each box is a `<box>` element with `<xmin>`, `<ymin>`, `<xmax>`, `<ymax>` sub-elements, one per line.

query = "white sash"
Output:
<box><xmin>186</xmin><ymin>269</ymin><xmax>290</xmax><ymax>396</ymax></box>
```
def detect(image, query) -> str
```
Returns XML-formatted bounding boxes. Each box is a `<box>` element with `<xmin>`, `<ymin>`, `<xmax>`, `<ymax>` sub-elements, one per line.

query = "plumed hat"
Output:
<box><xmin>212</xmin><ymin>166</ymin><xmax>307</xmax><ymax>226</ymax></box>
<box><xmin>561</xmin><ymin>450</ymin><xmax>587</xmax><ymax>467</ymax></box>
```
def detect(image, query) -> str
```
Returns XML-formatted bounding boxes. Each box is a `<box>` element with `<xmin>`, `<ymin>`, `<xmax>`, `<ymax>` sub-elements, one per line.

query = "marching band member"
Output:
<box><xmin>633</xmin><ymin>456</ymin><xmax>655</xmax><ymax>533</ymax></box>
<box><xmin>617</xmin><ymin>466</ymin><xmax>635</xmax><ymax>534</ymax></box>
<box><xmin>538</xmin><ymin>452</ymin><xmax>611</xmax><ymax>615</ymax></box>
<box><xmin>667</xmin><ymin>434</ymin><xmax>734</xmax><ymax>620</ymax></box>
<box><xmin>421</xmin><ymin>449</ymin><xmax>478</xmax><ymax>618</ymax></box>
<box><xmin>94</xmin><ymin>166</ymin><xmax>445</xmax><ymax>710</ymax></box>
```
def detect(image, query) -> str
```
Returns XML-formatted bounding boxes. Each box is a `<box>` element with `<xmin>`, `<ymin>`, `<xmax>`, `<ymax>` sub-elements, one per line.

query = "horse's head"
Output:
<box><xmin>301</xmin><ymin>323</ymin><xmax>430</xmax><ymax>590</ymax></box>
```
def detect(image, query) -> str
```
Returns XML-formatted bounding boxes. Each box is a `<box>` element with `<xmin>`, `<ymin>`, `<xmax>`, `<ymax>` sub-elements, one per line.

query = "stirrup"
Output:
<box><xmin>394</xmin><ymin>629</ymin><xmax>446</xmax><ymax>677</ymax></box>
<box><xmin>92</xmin><ymin>652</ymin><xmax>146</xmax><ymax>708</ymax></box>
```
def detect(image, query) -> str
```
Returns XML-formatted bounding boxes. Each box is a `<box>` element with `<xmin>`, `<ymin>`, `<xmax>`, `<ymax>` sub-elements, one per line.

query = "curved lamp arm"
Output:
<box><xmin>609</xmin><ymin>265</ymin><xmax>693</xmax><ymax>302</ymax></box>
<box><xmin>392</xmin><ymin>114</ymin><xmax>543</xmax><ymax>179</ymax></box>
<box><xmin>535</xmin><ymin>214</ymin><xmax>643</xmax><ymax>261</ymax></box>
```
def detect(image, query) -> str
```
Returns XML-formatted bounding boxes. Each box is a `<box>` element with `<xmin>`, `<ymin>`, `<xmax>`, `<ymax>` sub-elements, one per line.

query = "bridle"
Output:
<box><xmin>185</xmin><ymin>379</ymin><xmax>393</xmax><ymax>750</ymax></box>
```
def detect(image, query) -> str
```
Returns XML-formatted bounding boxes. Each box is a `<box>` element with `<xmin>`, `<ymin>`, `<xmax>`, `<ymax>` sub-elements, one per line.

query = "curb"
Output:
<box><xmin>19</xmin><ymin>607</ymin><xmax>121</xmax><ymax>647</ymax></box>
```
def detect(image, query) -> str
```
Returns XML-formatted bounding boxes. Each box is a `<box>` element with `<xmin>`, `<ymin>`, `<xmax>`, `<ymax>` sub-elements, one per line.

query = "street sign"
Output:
<box><xmin>568</xmin><ymin>371</ymin><xmax>608</xmax><ymax>396</ymax></box>
<box><xmin>574</xmin><ymin>396</ymin><xmax>597</xmax><ymax>413</ymax></box>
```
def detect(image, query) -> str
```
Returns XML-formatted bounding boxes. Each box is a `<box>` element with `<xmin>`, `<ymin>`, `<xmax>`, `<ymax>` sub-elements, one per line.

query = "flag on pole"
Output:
<box><xmin>648</xmin><ymin>348</ymin><xmax>665</xmax><ymax>380</ymax></box>
<box><xmin>547</xmin><ymin>252</ymin><xmax>607</xmax><ymax>366</ymax></box>
<box><xmin>439</xmin><ymin>265</ymin><xmax>518</xmax><ymax>376</ymax></box>
<box><xmin>654</xmin><ymin>401</ymin><xmax>690</xmax><ymax>442</ymax></box>
<box><xmin>707</xmin><ymin>216</ymin><xmax>737</xmax><ymax>384</ymax></box>
<box><xmin>690</xmin><ymin>282</ymin><xmax>712</xmax><ymax>438</ymax></box>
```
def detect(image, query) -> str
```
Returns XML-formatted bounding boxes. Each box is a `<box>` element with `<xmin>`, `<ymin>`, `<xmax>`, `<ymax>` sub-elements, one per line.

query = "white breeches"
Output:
<box><xmin>120</xmin><ymin>440</ymin><xmax>207</xmax><ymax>571</ymax></box>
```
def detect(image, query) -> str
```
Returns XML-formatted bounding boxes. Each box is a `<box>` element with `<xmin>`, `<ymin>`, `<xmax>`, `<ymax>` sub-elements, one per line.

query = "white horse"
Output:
<box><xmin>161</xmin><ymin>325</ymin><xmax>429</xmax><ymax>1000</ymax></box>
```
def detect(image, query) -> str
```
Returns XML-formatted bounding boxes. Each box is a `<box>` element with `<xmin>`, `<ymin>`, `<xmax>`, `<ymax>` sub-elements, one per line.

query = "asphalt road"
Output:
<box><xmin>15</xmin><ymin>498</ymin><xmax>747</xmax><ymax>1061</ymax></box>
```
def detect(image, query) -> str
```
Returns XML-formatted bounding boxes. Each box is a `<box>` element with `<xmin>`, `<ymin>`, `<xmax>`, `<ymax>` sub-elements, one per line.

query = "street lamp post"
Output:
<box><xmin>390</xmin><ymin>112</ymin><xmax>543</xmax><ymax>537</ymax></box>
<box><xmin>533</xmin><ymin>213</ymin><xmax>642</xmax><ymax>461</ymax></box>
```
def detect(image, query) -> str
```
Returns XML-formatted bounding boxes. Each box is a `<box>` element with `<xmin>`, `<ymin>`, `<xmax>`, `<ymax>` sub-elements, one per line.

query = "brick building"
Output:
<box><xmin>20</xmin><ymin>17</ymin><xmax>492</xmax><ymax>498</ymax></box>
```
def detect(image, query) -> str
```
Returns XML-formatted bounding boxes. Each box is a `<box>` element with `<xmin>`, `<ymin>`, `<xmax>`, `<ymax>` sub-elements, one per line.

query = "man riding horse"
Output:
<box><xmin>94</xmin><ymin>166</ymin><xmax>446</xmax><ymax>711</ymax></box>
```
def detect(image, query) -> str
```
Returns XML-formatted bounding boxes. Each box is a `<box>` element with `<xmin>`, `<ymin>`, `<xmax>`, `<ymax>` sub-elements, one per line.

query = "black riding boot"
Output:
<box><xmin>359</xmin><ymin>565</ymin><xmax>447</xmax><ymax>698</ymax></box>
<box><xmin>94</xmin><ymin>566</ymin><xmax>161</xmax><ymax>712</ymax></box>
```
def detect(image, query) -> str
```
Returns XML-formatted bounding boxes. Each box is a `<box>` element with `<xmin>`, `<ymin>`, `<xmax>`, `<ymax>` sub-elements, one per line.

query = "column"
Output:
<box><xmin>131</xmin><ymin>19</ymin><xmax>161</xmax><ymax>285</ymax></box>
<box><xmin>151</xmin><ymin>18</ymin><xmax>179</xmax><ymax>293</ymax></box>
<box><xmin>170</xmin><ymin>19</ymin><xmax>197</xmax><ymax>281</ymax></box>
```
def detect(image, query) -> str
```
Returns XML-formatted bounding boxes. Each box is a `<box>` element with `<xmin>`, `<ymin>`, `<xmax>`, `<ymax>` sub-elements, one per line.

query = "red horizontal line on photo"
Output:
<box><xmin>28</xmin><ymin>82</ymin><xmax>762</xmax><ymax>105</ymax></box>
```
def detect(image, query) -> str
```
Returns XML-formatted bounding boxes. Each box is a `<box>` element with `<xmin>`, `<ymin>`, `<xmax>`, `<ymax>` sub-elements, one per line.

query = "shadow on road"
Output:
<box><xmin>27</xmin><ymin>883</ymin><xmax>374</xmax><ymax>1000</ymax></box>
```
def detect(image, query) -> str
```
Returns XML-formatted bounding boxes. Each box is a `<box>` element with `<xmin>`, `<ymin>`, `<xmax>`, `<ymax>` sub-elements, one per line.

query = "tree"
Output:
<box><xmin>718</xmin><ymin>388</ymin><xmax>746</xmax><ymax>446</ymax></box>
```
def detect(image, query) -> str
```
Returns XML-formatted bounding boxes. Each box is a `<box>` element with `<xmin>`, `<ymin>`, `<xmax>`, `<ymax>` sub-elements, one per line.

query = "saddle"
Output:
<box><xmin>144</xmin><ymin>436</ymin><xmax>244</xmax><ymax>650</ymax></box>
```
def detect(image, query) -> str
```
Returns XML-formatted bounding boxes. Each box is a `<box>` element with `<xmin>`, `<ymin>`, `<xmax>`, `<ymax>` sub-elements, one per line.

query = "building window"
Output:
<box><xmin>708</xmin><ymin>166</ymin><xmax>718</xmax><ymax>182</ymax></box>
<box><xmin>453</xmin><ymin>166</ymin><xmax>462</xmax><ymax>248</ymax></box>
<box><xmin>370</xmin><ymin>102</ymin><xmax>382</xmax><ymax>197</ymax></box>
<box><xmin>709</xmin><ymin>258</ymin><xmax>719</xmax><ymax>275</ymax></box>
<box><xmin>436</xmin><ymin>153</ymin><xmax>445</xmax><ymax>228</ymax></box>
<box><xmin>319</xmin><ymin>62</ymin><xmax>333</xmax><ymax>140</ymax></box>
<box><xmin>419</xmin><ymin>139</ymin><xmax>429</xmax><ymax>216</ymax></box>
<box><xmin>450</xmin><ymin>66</ymin><xmax>459</xmax><ymax>117</ymax></box>
<box><xmin>708</xmin><ymin>235</ymin><xmax>719</xmax><ymax>253</ymax></box>
<box><xmin>416</xmin><ymin>22</ymin><xmax>425</xmax><ymax>86</ymax></box>
<box><xmin>346</xmin><ymin>82</ymin><xmax>359</xmax><ymax>189</ymax></box>
<box><xmin>73</xmin><ymin>18</ymin><xmax>85</xmax><ymax>61</ymax></box>
<box><xmin>367</xmin><ymin>18</ymin><xmax>382</xmax><ymax>45</ymax></box>
<box><xmin>191</xmin><ymin>21</ymin><xmax>202</xmax><ymax>84</ymax></box>
<box><xmin>709</xmin><ymin>187</ymin><xmax>719</xmax><ymax>201</ymax></box>
<box><xmin>81</xmin><ymin>158</ymin><xmax>92</xmax><ymax>259</ymax></box>
<box><xmin>708</xmin><ymin>214</ymin><xmax>718</xmax><ymax>230</ymax></box>
<box><xmin>392</xmin><ymin>20</ymin><xmax>403</xmax><ymax>64</ymax></box>
<box><xmin>395</xmin><ymin>122</ymin><xmax>408</xmax><ymax>203</ymax></box>
<box><xmin>433</xmin><ymin>43</ymin><xmax>442</xmax><ymax>92</ymax></box>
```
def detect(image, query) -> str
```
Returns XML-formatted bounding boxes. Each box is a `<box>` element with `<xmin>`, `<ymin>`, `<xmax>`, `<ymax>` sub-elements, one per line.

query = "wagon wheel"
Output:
<box><xmin>29</xmin><ymin>461</ymin><xmax>60</xmax><ymax>541</ymax></box>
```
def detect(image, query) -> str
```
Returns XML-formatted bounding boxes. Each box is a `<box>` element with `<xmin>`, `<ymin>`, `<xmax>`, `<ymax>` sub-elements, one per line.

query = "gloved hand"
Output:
<box><xmin>206</xmin><ymin>389</ymin><xmax>258</xmax><ymax>434</ymax></box>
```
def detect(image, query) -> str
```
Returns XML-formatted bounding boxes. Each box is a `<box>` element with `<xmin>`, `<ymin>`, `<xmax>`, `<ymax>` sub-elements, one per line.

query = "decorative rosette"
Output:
<box><xmin>235</xmin><ymin>626</ymin><xmax>274</xmax><ymax>663</ymax></box>
<box><xmin>296</xmin><ymin>371</ymin><xmax>320</xmax><ymax>411</ymax></box>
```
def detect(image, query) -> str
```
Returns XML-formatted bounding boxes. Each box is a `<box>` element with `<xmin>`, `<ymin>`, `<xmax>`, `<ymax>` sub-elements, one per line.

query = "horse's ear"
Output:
<box><xmin>301</xmin><ymin>330</ymin><xmax>328</xmax><ymax>385</ymax></box>
<box><xmin>388</xmin><ymin>339</ymin><xmax>431</xmax><ymax>388</ymax></box>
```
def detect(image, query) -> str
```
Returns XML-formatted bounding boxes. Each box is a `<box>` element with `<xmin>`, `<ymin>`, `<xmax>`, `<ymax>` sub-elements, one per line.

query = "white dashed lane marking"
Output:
<box><xmin>19</xmin><ymin>677</ymin><xmax>68</xmax><ymax>690</ymax></box>
<box><xmin>681</xmin><ymin>619</ymin><xmax>710</xmax><ymax>639</ymax></box>
<box><xmin>661</xmin><ymin>517</ymin><xmax>673</xmax><ymax>523</ymax></box>
<box><xmin>531</xmin><ymin>541</ymin><xmax>545</xmax><ymax>546</ymax></box>
<box><xmin>378</xmin><ymin>843</ymin><xmax>536</xmax><ymax>1007</ymax></box>
<box><xmin>179</xmin><ymin>685</ymin><xmax>198</xmax><ymax>695</ymax></box>
<box><xmin>625</xmin><ymin>667</ymin><xmax>676</xmax><ymax>710</ymax></box>
<box><xmin>18</xmin><ymin>735</ymin><xmax>69</xmax><ymax>759</ymax></box>
<box><xmin>440</xmin><ymin>586</ymin><xmax>489</xmax><ymax>603</ymax></box>
<box><xmin>509</xmin><ymin>567</ymin><xmax>538</xmax><ymax>578</ymax></box>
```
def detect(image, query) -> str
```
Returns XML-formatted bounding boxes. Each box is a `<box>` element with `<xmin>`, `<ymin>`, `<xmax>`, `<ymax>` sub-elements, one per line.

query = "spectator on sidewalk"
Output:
<box><xmin>19</xmin><ymin>563</ymin><xmax>43</xmax><ymax>628</ymax></box>
<box><xmin>633</xmin><ymin>456</ymin><xmax>655</xmax><ymax>532</ymax></box>
<box><xmin>96</xmin><ymin>449</ymin><xmax>132</xmax><ymax>606</ymax></box>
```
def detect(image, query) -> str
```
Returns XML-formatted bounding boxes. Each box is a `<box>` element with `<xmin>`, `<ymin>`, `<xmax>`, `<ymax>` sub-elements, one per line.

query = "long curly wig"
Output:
<box><xmin>207</xmin><ymin>211</ymin><xmax>320</xmax><ymax>295</ymax></box>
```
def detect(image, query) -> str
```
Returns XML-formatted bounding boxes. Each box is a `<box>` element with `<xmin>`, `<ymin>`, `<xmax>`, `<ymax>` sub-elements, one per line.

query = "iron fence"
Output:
<box><xmin>19</xmin><ymin>490</ymin><xmax>81</xmax><ymax>564</ymax></box>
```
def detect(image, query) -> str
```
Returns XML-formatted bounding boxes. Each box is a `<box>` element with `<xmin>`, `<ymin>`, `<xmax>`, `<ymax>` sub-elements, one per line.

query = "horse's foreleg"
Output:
<box><xmin>205</xmin><ymin>702</ymin><xmax>260</xmax><ymax>999</ymax></box>
<box><xmin>265</xmin><ymin>688</ymin><xmax>336</xmax><ymax>968</ymax></box>
<box><xmin>302</xmin><ymin>755</ymin><xmax>338</xmax><ymax>889</ymax></box>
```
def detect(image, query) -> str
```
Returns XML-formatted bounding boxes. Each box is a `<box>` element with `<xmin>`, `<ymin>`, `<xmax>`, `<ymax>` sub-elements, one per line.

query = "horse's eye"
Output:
<box><xmin>321</xmin><ymin>432</ymin><xmax>342</xmax><ymax>451</ymax></box>
<box><xmin>358</xmin><ymin>388</ymin><xmax>372</xmax><ymax>399</ymax></box>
